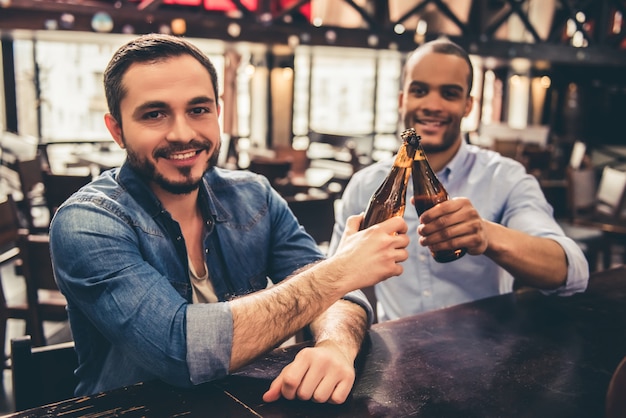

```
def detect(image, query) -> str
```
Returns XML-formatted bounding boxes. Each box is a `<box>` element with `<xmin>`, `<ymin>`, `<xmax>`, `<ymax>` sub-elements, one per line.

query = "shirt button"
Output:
<box><xmin>205</xmin><ymin>248</ymin><xmax>210</xmax><ymax>254</ymax></box>
<box><xmin>419</xmin><ymin>254</ymin><xmax>427</xmax><ymax>262</ymax></box>
<box><xmin>176</xmin><ymin>236</ymin><xmax>182</xmax><ymax>241</ymax></box>
<box><xmin>422</xmin><ymin>290</ymin><xmax>431</xmax><ymax>297</ymax></box>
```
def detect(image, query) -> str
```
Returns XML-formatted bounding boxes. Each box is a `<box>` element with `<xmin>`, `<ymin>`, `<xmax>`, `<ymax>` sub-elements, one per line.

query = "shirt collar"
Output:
<box><xmin>116</xmin><ymin>162</ymin><xmax>165</xmax><ymax>218</ymax></box>
<box><xmin>116</xmin><ymin>161</ymin><xmax>220</xmax><ymax>223</ymax></box>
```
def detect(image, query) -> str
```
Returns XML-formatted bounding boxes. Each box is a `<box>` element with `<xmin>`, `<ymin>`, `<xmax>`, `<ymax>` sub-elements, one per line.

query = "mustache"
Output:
<box><xmin>153</xmin><ymin>139</ymin><xmax>212</xmax><ymax>159</ymax></box>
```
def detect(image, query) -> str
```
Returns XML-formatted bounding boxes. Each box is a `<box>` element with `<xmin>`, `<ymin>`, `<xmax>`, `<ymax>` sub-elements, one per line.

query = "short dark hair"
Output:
<box><xmin>403</xmin><ymin>39</ymin><xmax>474</xmax><ymax>97</ymax></box>
<box><xmin>103</xmin><ymin>33</ymin><xmax>220</xmax><ymax>125</ymax></box>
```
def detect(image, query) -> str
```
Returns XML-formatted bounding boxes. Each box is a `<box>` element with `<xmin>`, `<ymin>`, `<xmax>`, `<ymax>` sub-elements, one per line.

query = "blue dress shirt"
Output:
<box><xmin>50</xmin><ymin>162</ymin><xmax>370</xmax><ymax>396</ymax></box>
<box><xmin>329</xmin><ymin>140</ymin><xmax>589</xmax><ymax>322</ymax></box>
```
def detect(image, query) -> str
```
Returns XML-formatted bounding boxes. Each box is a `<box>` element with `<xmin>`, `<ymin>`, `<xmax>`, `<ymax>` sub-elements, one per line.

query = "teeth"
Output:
<box><xmin>170</xmin><ymin>151</ymin><xmax>196</xmax><ymax>160</ymax></box>
<box><xmin>421</xmin><ymin>121</ymin><xmax>443</xmax><ymax>127</ymax></box>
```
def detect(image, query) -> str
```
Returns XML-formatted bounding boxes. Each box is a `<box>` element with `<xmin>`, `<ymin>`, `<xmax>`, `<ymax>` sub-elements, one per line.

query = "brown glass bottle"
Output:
<box><xmin>360</xmin><ymin>130</ymin><xmax>419</xmax><ymax>230</ymax></box>
<box><xmin>408</xmin><ymin>128</ymin><xmax>467</xmax><ymax>263</ymax></box>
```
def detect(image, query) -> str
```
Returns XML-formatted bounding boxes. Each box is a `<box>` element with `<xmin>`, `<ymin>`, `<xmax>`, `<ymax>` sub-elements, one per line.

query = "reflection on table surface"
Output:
<box><xmin>5</xmin><ymin>266</ymin><xmax>626</xmax><ymax>418</ymax></box>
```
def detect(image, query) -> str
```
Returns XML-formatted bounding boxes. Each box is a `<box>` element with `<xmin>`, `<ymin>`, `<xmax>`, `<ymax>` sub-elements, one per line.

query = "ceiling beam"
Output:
<box><xmin>0</xmin><ymin>0</ymin><xmax>625</xmax><ymax>68</ymax></box>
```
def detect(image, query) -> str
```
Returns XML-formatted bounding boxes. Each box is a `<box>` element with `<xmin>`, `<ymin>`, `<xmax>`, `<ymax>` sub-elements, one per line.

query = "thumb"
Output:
<box><xmin>345</xmin><ymin>213</ymin><xmax>364</xmax><ymax>235</ymax></box>
<box><xmin>262</xmin><ymin>377</ymin><xmax>283</xmax><ymax>403</ymax></box>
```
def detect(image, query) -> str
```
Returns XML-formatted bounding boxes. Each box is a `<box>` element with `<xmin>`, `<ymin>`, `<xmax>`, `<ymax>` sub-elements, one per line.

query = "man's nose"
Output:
<box><xmin>421</xmin><ymin>92</ymin><xmax>445</xmax><ymax>112</ymax></box>
<box><xmin>166</xmin><ymin>115</ymin><xmax>195</xmax><ymax>142</ymax></box>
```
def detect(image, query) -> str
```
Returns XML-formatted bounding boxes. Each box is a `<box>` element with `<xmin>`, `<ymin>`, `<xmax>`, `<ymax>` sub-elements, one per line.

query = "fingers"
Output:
<box><xmin>265</xmin><ymin>371</ymin><xmax>349</xmax><ymax>404</ymax></box>
<box><xmin>345</xmin><ymin>213</ymin><xmax>364</xmax><ymax>234</ymax></box>
<box><xmin>262</xmin><ymin>376</ymin><xmax>283</xmax><ymax>402</ymax></box>
<box><xmin>417</xmin><ymin>198</ymin><xmax>487</xmax><ymax>254</ymax></box>
<box><xmin>378</xmin><ymin>215</ymin><xmax>409</xmax><ymax>235</ymax></box>
<box><xmin>264</xmin><ymin>366</ymin><xmax>327</xmax><ymax>403</ymax></box>
<box><xmin>346</xmin><ymin>214</ymin><xmax>408</xmax><ymax>236</ymax></box>
<box><xmin>262</xmin><ymin>347</ymin><xmax>355</xmax><ymax>405</ymax></box>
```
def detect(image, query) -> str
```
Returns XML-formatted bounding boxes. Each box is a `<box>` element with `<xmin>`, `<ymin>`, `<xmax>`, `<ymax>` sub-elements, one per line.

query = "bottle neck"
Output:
<box><xmin>414</xmin><ymin>138</ymin><xmax>462</xmax><ymax>173</ymax></box>
<box><xmin>394</xmin><ymin>142</ymin><xmax>417</xmax><ymax>168</ymax></box>
<box><xmin>413</xmin><ymin>143</ymin><xmax>427</xmax><ymax>162</ymax></box>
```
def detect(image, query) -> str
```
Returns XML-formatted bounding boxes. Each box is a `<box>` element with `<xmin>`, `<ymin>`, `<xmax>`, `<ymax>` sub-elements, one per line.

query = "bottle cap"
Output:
<box><xmin>400</xmin><ymin>128</ymin><xmax>421</xmax><ymax>146</ymax></box>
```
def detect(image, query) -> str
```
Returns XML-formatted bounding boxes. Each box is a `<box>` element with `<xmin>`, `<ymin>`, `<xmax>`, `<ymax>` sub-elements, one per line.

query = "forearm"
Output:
<box><xmin>228</xmin><ymin>259</ymin><xmax>348</xmax><ymax>371</ymax></box>
<box><xmin>229</xmin><ymin>214</ymin><xmax>409</xmax><ymax>371</ymax></box>
<box><xmin>309</xmin><ymin>299</ymin><xmax>368</xmax><ymax>363</ymax></box>
<box><xmin>483</xmin><ymin>221</ymin><xmax>568</xmax><ymax>289</ymax></box>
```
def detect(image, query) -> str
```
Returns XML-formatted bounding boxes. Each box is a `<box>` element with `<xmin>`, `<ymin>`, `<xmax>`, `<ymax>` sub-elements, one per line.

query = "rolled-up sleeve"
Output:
<box><xmin>502</xmin><ymin>170</ymin><xmax>589</xmax><ymax>296</ymax></box>
<box><xmin>186</xmin><ymin>303</ymin><xmax>233</xmax><ymax>383</ymax></box>
<box><xmin>547</xmin><ymin>235</ymin><xmax>589</xmax><ymax>295</ymax></box>
<box><xmin>341</xmin><ymin>289</ymin><xmax>375</xmax><ymax>326</ymax></box>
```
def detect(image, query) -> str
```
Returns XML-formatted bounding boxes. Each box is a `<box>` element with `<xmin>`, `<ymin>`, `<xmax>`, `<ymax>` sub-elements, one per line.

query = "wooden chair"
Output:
<box><xmin>571</xmin><ymin>166</ymin><xmax>626</xmax><ymax>267</ymax></box>
<box><xmin>520</xmin><ymin>144</ymin><xmax>554</xmax><ymax>179</ymax></box>
<box><xmin>17</xmin><ymin>232</ymin><xmax>68</xmax><ymax>347</ymax></box>
<box><xmin>595</xmin><ymin>166</ymin><xmax>626</xmax><ymax>219</ymax></box>
<box><xmin>493</xmin><ymin>139</ymin><xmax>524</xmax><ymax>161</ymax></box>
<box><xmin>11</xmin><ymin>335</ymin><xmax>78</xmax><ymax>411</ymax></box>
<box><xmin>43</xmin><ymin>171</ymin><xmax>92</xmax><ymax>217</ymax></box>
<box><xmin>248</xmin><ymin>157</ymin><xmax>292</xmax><ymax>188</ymax></box>
<box><xmin>558</xmin><ymin>167</ymin><xmax>610</xmax><ymax>271</ymax></box>
<box><xmin>16</xmin><ymin>156</ymin><xmax>92</xmax><ymax>231</ymax></box>
<box><xmin>0</xmin><ymin>195</ymin><xmax>22</xmax><ymax>267</ymax></box>
<box><xmin>0</xmin><ymin>196</ymin><xmax>29</xmax><ymax>365</ymax></box>
<box><xmin>286</xmin><ymin>191</ymin><xmax>336</xmax><ymax>248</ymax></box>
<box><xmin>15</xmin><ymin>157</ymin><xmax>48</xmax><ymax>233</ymax></box>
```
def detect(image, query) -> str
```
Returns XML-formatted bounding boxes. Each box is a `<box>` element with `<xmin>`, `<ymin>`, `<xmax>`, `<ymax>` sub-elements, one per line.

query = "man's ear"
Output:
<box><xmin>464</xmin><ymin>96</ymin><xmax>474</xmax><ymax>118</ymax></box>
<box><xmin>104</xmin><ymin>113</ymin><xmax>124</xmax><ymax>149</ymax></box>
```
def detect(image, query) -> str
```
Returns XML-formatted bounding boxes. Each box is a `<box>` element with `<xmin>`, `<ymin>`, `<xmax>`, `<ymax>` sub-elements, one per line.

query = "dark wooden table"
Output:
<box><xmin>5</xmin><ymin>266</ymin><xmax>626</xmax><ymax>417</ymax></box>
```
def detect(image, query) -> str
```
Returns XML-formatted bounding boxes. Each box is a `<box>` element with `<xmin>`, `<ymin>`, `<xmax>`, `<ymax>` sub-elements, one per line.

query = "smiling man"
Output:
<box><xmin>329</xmin><ymin>38</ymin><xmax>589</xmax><ymax>322</ymax></box>
<box><xmin>49</xmin><ymin>33</ymin><xmax>410</xmax><ymax>403</ymax></box>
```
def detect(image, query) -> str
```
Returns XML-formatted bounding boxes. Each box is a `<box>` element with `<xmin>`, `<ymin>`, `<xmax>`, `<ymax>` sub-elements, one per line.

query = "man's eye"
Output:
<box><xmin>190</xmin><ymin>107</ymin><xmax>209</xmax><ymax>115</ymax></box>
<box><xmin>144</xmin><ymin>111</ymin><xmax>162</xmax><ymax>119</ymax></box>
<box><xmin>443</xmin><ymin>90</ymin><xmax>462</xmax><ymax>99</ymax></box>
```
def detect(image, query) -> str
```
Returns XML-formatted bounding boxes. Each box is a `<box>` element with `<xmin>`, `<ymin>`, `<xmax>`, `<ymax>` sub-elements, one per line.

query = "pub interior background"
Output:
<box><xmin>0</xmin><ymin>0</ymin><xmax>626</xmax><ymax>413</ymax></box>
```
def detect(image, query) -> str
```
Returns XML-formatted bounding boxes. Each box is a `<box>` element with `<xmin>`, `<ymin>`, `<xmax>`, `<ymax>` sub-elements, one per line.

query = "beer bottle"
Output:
<box><xmin>360</xmin><ymin>129</ymin><xmax>419</xmax><ymax>230</ymax></box>
<box><xmin>409</xmin><ymin>128</ymin><xmax>467</xmax><ymax>263</ymax></box>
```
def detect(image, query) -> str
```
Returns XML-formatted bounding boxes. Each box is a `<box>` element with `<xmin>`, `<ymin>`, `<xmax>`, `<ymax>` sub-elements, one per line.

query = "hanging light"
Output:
<box><xmin>44</xmin><ymin>19</ymin><xmax>58</xmax><ymax>30</ymax></box>
<box><xmin>59</xmin><ymin>13</ymin><xmax>75</xmax><ymax>29</ymax></box>
<box><xmin>227</xmin><ymin>22</ymin><xmax>241</xmax><ymax>38</ymax></box>
<box><xmin>171</xmin><ymin>18</ymin><xmax>186</xmax><ymax>35</ymax></box>
<box><xmin>159</xmin><ymin>24</ymin><xmax>171</xmax><ymax>34</ymax></box>
<box><xmin>91</xmin><ymin>12</ymin><xmax>114</xmax><ymax>33</ymax></box>
<box><xmin>287</xmin><ymin>35</ymin><xmax>300</xmax><ymax>48</ymax></box>
<box><xmin>325</xmin><ymin>30</ymin><xmax>336</xmax><ymax>44</ymax></box>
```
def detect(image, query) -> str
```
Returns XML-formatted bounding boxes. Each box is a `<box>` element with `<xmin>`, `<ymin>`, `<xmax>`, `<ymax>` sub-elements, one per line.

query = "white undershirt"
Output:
<box><xmin>189</xmin><ymin>257</ymin><xmax>218</xmax><ymax>304</ymax></box>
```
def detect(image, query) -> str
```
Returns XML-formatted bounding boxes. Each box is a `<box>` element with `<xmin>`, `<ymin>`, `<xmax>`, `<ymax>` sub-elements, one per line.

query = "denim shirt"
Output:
<box><xmin>330</xmin><ymin>140</ymin><xmax>589</xmax><ymax>321</ymax></box>
<box><xmin>50</xmin><ymin>162</ymin><xmax>369</xmax><ymax>396</ymax></box>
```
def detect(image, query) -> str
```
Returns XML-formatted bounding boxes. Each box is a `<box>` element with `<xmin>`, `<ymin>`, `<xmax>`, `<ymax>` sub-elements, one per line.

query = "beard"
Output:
<box><xmin>419</xmin><ymin>130</ymin><xmax>458</xmax><ymax>153</ymax></box>
<box><xmin>123</xmin><ymin>134</ymin><xmax>221</xmax><ymax>195</ymax></box>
